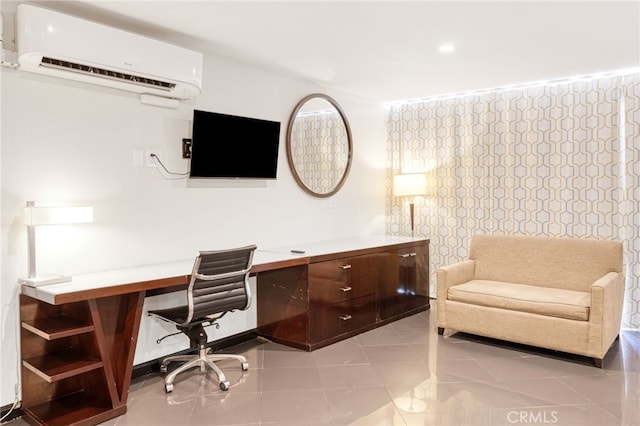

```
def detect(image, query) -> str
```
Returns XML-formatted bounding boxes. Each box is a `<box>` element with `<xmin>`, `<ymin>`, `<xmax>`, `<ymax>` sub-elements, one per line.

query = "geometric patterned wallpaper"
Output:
<box><xmin>290</xmin><ymin>110</ymin><xmax>350</xmax><ymax>194</ymax></box>
<box><xmin>386</xmin><ymin>72</ymin><xmax>640</xmax><ymax>329</ymax></box>
<box><xmin>623</xmin><ymin>74</ymin><xmax>640</xmax><ymax>329</ymax></box>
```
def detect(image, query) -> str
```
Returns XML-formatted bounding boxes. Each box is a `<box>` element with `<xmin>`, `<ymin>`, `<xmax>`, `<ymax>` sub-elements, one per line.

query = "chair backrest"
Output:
<box><xmin>184</xmin><ymin>244</ymin><xmax>257</xmax><ymax>326</ymax></box>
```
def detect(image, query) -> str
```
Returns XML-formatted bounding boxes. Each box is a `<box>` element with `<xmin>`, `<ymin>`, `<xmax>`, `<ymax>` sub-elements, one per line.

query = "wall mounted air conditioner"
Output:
<box><xmin>16</xmin><ymin>4</ymin><xmax>203</xmax><ymax>100</ymax></box>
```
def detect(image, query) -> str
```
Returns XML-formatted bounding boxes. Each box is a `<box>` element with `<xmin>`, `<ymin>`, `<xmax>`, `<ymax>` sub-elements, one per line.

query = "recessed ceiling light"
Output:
<box><xmin>438</xmin><ymin>44</ymin><xmax>455</xmax><ymax>53</ymax></box>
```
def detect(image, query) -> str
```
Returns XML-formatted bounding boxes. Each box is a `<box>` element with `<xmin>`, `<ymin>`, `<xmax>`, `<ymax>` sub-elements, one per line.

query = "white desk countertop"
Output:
<box><xmin>21</xmin><ymin>235</ymin><xmax>429</xmax><ymax>304</ymax></box>
<box><xmin>262</xmin><ymin>234</ymin><xmax>428</xmax><ymax>257</ymax></box>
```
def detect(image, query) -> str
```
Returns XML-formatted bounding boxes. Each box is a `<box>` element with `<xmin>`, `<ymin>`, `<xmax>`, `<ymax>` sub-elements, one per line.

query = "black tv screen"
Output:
<box><xmin>189</xmin><ymin>110</ymin><xmax>281</xmax><ymax>179</ymax></box>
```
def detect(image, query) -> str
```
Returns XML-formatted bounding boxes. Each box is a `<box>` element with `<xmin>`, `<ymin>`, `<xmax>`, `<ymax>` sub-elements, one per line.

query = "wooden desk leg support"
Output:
<box><xmin>20</xmin><ymin>292</ymin><xmax>145</xmax><ymax>426</ymax></box>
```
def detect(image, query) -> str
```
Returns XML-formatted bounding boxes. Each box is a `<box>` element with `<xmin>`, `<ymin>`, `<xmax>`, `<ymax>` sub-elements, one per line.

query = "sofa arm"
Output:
<box><xmin>436</xmin><ymin>260</ymin><xmax>475</xmax><ymax>330</ymax></box>
<box><xmin>588</xmin><ymin>271</ymin><xmax>625</xmax><ymax>358</ymax></box>
<box><xmin>437</xmin><ymin>260</ymin><xmax>475</xmax><ymax>295</ymax></box>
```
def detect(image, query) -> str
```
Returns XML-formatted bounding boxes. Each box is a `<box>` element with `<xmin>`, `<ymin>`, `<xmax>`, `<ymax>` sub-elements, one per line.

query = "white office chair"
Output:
<box><xmin>148</xmin><ymin>245</ymin><xmax>256</xmax><ymax>392</ymax></box>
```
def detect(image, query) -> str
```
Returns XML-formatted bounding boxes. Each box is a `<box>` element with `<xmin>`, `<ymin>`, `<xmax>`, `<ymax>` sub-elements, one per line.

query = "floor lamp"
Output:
<box><xmin>20</xmin><ymin>201</ymin><xmax>94</xmax><ymax>287</ymax></box>
<box><xmin>393</xmin><ymin>173</ymin><xmax>427</xmax><ymax>236</ymax></box>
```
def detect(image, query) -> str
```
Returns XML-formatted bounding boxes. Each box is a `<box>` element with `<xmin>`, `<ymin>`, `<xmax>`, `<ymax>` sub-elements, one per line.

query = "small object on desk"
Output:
<box><xmin>290</xmin><ymin>249</ymin><xmax>306</xmax><ymax>254</ymax></box>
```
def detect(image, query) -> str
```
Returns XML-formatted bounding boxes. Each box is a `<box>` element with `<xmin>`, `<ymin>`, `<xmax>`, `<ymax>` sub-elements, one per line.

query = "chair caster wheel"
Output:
<box><xmin>164</xmin><ymin>383</ymin><xmax>173</xmax><ymax>393</ymax></box>
<box><xmin>160</xmin><ymin>365</ymin><xmax>168</xmax><ymax>374</ymax></box>
<box><xmin>219</xmin><ymin>381</ymin><xmax>230</xmax><ymax>391</ymax></box>
<box><xmin>241</xmin><ymin>362</ymin><xmax>249</xmax><ymax>371</ymax></box>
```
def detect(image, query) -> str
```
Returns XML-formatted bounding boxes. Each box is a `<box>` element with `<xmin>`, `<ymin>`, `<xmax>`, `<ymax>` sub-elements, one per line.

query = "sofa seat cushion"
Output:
<box><xmin>447</xmin><ymin>280</ymin><xmax>590</xmax><ymax>321</ymax></box>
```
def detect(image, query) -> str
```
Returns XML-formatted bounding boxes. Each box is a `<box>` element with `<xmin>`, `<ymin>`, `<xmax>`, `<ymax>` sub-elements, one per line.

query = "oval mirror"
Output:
<box><xmin>286</xmin><ymin>94</ymin><xmax>353</xmax><ymax>197</ymax></box>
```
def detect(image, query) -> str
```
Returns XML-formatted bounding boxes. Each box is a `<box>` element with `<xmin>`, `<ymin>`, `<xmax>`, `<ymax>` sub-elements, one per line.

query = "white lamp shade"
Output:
<box><xmin>393</xmin><ymin>173</ymin><xmax>427</xmax><ymax>197</ymax></box>
<box><xmin>24</xmin><ymin>205</ymin><xmax>94</xmax><ymax>226</ymax></box>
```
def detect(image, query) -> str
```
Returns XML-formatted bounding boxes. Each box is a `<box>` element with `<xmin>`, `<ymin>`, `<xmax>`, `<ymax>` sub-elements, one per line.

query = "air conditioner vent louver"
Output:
<box><xmin>40</xmin><ymin>57</ymin><xmax>176</xmax><ymax>91</ymax></box>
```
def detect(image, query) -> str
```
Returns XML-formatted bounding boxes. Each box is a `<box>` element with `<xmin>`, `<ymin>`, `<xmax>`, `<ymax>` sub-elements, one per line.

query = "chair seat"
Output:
<box><xmin>149</xmin><ymin>305</ymin><xmax>189</xmax><ymax>325</ymax></box>
<box><xmin>150</xmin><ymin>305</ymin><xmax>225</xmax><ymax>326</ymax></box>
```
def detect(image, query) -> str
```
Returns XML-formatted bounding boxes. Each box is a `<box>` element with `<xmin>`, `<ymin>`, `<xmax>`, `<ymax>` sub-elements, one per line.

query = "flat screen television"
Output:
<box><xmin>189</xmin><ymin>109</ymin><xmax>281</xmax><ymax>179</ymax></box>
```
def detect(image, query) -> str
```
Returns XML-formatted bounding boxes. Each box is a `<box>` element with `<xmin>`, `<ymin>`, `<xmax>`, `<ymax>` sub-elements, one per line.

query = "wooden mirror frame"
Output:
<box><xmin>286</xmin><ymin>93</ymin><xmax>353</xmax><ymax>198</ymax></box>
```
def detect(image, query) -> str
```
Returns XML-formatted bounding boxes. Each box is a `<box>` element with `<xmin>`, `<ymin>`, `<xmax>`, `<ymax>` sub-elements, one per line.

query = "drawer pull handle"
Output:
<box><xmin>339</xmin><ymin>286</ymin><xmax>352</xmax><ymax>292</ymax></box>
<box><xmin>339</xmin><ymin>264</ymin><xmax>352</xmax><ymax>270</ymax></box>
<box><xmin>399</xmin><ymin>253</ymin><xmax>417</xmax><ymax>258</ymax></box>
<box><xmin>339</xmin><ymin>315</ymin><xmax>352</xmax><ymax>321</ymax></box>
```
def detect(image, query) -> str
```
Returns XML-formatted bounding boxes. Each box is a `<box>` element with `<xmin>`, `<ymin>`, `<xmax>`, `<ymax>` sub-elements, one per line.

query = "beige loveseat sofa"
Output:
<box><xmin>436</xmin><ymin>234</ymin><xmax>624</xmax><ymax>367</ymax></box>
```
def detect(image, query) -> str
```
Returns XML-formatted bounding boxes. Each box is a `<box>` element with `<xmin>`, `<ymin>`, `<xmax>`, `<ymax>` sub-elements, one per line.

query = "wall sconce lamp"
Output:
<box><xmin>20</xmin><ymin>201</ymin><xmax>94</xmax><ymax>287</ymax></box>
<box><xmin>393</xmin><ymin>173</ymin><xmax>427</xmax><ymax>236</ymax></box>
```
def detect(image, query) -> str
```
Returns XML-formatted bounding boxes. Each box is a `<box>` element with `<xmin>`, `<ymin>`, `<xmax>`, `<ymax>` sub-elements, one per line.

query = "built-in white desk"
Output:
<box><xmin>22</xmin><ymin>236</ymin><xmax>426</xmax><ymax>305</ymax></box>
<box><xmin>19</xmin><ymin>235</ymin><xmax>429</xmax><ymax>426</ymax></box>
<box><xmin>21</xmin><ymin>249</ymin><xmax>306</xmax><ymax>305</ymax></box>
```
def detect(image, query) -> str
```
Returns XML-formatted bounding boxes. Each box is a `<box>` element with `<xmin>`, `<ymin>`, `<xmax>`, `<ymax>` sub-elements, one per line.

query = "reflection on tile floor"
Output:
<box><xmin>7</xmin><ymin>306</ymin><xmax>640</xmax><ymax>425</ymax></box>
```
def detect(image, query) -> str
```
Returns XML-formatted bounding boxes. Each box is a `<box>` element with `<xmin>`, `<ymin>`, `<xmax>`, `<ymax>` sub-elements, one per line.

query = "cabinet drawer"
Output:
<box><xmin>308</xmin><ymin>256</ymin><xmax>377</xmax><ymax>308</ymax></box>
<box><xmin>310</xmin><ymin>295</ymin><xmax>376</xmax><ymax>343</ymax></box>
<box><xmin>308</xmin><ymin>259</ymin><xmax>354</xmax><ymax>308</ymax></box>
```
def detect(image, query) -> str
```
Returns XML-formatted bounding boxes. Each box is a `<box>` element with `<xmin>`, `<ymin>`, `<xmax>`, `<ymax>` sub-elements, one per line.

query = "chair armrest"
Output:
<box><xmin>588</xmin><ymin>271</ymin><xmax>625</xmax><ymax>356</ymax></box>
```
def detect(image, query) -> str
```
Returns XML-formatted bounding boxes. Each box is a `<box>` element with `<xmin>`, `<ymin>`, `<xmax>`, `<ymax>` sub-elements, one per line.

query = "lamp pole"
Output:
<box><xmin>26</xmin><ymin>201</ymin><xmax>37</xmax><ymax>278</ymax></box>
<box><xmin>409</xmin><ymin>202</ymin><xmax>415</xmax><ymax>236</ymax></box>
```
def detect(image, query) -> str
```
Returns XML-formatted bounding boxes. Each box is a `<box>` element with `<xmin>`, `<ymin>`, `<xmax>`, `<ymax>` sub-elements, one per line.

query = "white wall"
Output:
<box><xmin>0</xmin><ymin>50</ymin><xmax>387</xmax><ymax>406</ymax></box>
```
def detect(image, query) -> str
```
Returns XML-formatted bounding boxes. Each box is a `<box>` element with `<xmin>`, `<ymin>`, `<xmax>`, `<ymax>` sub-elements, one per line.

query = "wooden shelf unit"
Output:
<box><xmin>20</xmin><ymin>292</ymin><xmax>143</xmax><ymax>426</ymax></box>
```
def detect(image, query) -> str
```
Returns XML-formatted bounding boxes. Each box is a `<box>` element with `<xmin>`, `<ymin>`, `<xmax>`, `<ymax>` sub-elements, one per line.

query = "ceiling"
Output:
<box><xmin>13</xmin><ymin>1</ymin><xmax>640</xmax><ymax>102</ymax></box>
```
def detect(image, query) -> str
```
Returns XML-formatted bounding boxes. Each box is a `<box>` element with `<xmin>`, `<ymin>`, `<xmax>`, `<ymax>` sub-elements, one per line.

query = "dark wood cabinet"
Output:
<box><xmin>378</xmin><ymin>242</ymin><xmax>430</xmax><ymax>321</ymax></box>
<box><xmin>257</xmin><ymin>239</ymin><xmax>429</xmax><ymax>350</ymax></box>
<box><xmin>256</xmin><ymin>265</ymin><xmax>309</xmax><ymax>346</ymax></box>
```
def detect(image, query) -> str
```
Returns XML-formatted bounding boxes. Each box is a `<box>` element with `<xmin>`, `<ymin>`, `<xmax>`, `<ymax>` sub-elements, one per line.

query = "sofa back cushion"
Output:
<box><xmin>469</xmin><ymin>234</ymin><xmax>623</xmax><ymax>291</ymax></box>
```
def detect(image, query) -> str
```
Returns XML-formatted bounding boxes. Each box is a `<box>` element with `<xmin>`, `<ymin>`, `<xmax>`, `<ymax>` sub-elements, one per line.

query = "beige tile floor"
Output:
<box><xmin>8</xmin><ymin>306</ymin><xmax>640</xmax><ymax>425</ymax></box>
